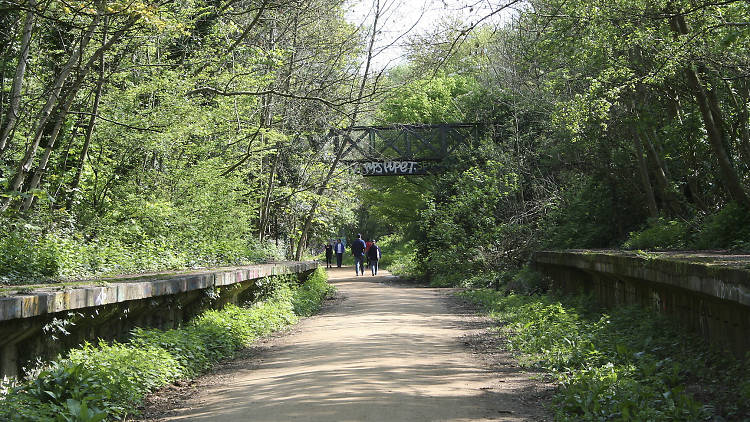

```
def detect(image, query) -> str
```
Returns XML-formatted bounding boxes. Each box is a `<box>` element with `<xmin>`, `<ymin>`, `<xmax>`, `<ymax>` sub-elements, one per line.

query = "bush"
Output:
<box><xmin>377</xmin><ymin>234</ymin><xmax>420</xmax><ymax>278</ymax></box>
<box><xmin>459</xmin><ymin>289</ymin><xmax>750</xmax><ymax>420</ymax></box>
<box><xmin>0</xmin><ymin>220</ymin><xmax>60</xmax><ymax>282</ymax></box>
<box><xmin>694</xmin><ymin>202</ymin><xmax>750</xmax><ymax>251</ymax></box>
<box><xmin>542</xmin><ymin>177</ymin><xmax>631</xmax><ymax>250</ymax></box>
<box><xmin>623</xmin><ymin>218</ymin><xmax>691</xmax><ymax>250</ymax></box>
<box><xmin>2</xmin><ymin>363</ymin><xmax>108</xmax><ymax>422</ymax></box>
<box><xmin>0</xmin><ymin>269</ymin><xmax>334</xmax><ymax>420</ymax></box>
<box><xmin>292</xmin><ymin>268</ymin><xmax>336</xmax><ymax>316</ymax></box>
<box><xmin>505</xmin><ymin>267</ymin><xmax>549</xmax><ymax>294</ymax></box>
<box><xmin>67</xmin><ymin>342</ymin><xmax>184</xmax><ymax>416</ymax></box>
<box><xmin>0</xmin><ymin>217</ymin><xmax>284</xmax><ymax>285</ymax></box>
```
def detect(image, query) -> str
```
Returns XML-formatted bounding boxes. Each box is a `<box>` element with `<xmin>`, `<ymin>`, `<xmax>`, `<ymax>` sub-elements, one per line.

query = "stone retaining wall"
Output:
<box><xmin>532</xmin><ymin>251</ymin><xmax>750</xmax><ymax>357</ymax></box>
<box><xmin>0</xmin><ymin>261</ymin><xmax>317</xmax><ymax>378</ymax></box>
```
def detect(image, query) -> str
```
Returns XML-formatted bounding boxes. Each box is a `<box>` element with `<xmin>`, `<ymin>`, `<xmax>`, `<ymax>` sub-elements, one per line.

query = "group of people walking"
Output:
<box><xmin>324</xmin><ymin>234</ymin><xmax>381</xmax><ymax>276</ymax></box>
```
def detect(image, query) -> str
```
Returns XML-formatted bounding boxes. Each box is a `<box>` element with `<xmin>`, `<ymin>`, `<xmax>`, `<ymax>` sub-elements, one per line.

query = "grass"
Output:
<box><xmin>459</xmin><ymin>289</ymin><xmax>750</xmax><ymax>421</ymax></box>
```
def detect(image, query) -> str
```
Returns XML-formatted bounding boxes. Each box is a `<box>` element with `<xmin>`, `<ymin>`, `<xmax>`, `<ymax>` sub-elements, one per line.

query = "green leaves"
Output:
<box><xmin>379</xmin><ymin>74</ymin><xmax>479</xmax><ymax>124</ymax></box>
<box><xmin>459</xmin><ymin>288</ymin><xmax>750</xmax><ymax>420</ymax></box>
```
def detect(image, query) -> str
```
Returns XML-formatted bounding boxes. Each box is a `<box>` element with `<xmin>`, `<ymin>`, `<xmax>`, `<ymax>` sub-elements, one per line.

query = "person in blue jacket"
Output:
<box><xmin>351</xmin><ymin>234</ymin><xmax>367</xmax><ymax>276</ymax></box>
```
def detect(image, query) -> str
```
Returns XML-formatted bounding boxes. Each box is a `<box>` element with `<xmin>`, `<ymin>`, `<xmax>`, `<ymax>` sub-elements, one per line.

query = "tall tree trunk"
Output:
<box><xmin>23</xmin><ymin>16</ymin><xmax>112</xmax><ymax>212</ymax></box>
<box><xmin>670</xmin><ymin>15</ymin><xmax>750</xmax><ymax>207</ymax></box>
<box><xmin>1</xmin><ymin>14</ymin><xmax>99</xmax><ymax>211</ymax></box>
<box><xmin>632</xmin><ymin>128</ymin><xmax>659</xmax><ymax>218</ymax></box>
<box><xmin>0</xmin><ymin>0</ymin><xmax>36</xmax><ymax>157</ymax></box>
<box><xmin>20</xmin><ymin>85</ymin><xmax>81</xmax><ymax>211</ymax></box>
<box><xmin>66</xmin><ymin>19</ymin><xmax>108</xmax><ymax>210</ymax></box>
<box><xmin>727</xmin><ymin>80</ymin><xmax>750</xmax><ymax>168</ymax></box>
<box><xmin>643</xmin><ymin>131</ymin><xmax>684</xmax><ymax>215</ymax></box>
<box><xmin>671</xmin><ymin>94</ymin><xmax>710</xmax><ymax>212</ymax></box>
<box><xmin>259</xmin><ymin>151</ymin><xmax>280</xmax><ymax>242</ymax></box>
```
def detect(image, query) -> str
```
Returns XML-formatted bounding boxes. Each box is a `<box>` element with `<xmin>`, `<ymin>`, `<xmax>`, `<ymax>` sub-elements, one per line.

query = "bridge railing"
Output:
<box><xmin>333</xmin><ymin>123</ymin><xmax>479</xmax><ymax>176</ymax></box>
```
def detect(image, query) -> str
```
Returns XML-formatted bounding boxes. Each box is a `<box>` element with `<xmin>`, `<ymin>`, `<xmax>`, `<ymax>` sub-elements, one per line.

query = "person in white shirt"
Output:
<box><xmin>334</xmin><ymin>239</ymin><xmax>345</xmax><ymax>267</ymax></box>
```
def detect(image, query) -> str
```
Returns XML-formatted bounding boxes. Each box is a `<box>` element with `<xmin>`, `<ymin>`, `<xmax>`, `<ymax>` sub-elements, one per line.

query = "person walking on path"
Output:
<box><xmin>364</xmin><ymin>240</ymin><xmax>373</xmax><ymax>268</ymax></box>
<box><xmin>334</xmin><ymin>239</ymin><xmax>345</xmax><ymax>267</ymax></box>
<box><xmin>324</xmin><ymin>242</ymin><xmax>333</xmax><ymax>268</ymax></box>
<box><xmin>367</xmin><ymin>240</ymin><xmax>381</xmax><ymax>276</ymax></box>
<box><xmin>351</xmin><ymin>234</ymin><xmax>366</xmax><ymax>276</ymax></box>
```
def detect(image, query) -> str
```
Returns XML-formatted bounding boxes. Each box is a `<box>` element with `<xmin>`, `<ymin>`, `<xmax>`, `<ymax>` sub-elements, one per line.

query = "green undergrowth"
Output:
<box><xmin>0</xmin><ymin>216</ymin><xmax>285</xmax><ymax>286</ymax></box>
<box><xmin>0</xmin><ymin>268</ymin><xmax>334</xmax><ymax>421</ymax></box>
<box><xmin>377</xmin><ymin>233</ymin><xmax>419</xmax><ymax>278</ymax></box>
<box><xmin>459</xmin><ymin>289</ymin><xmax>750</xmax><ymax>421</ymax></box>
<box><xmin>623</xmin><ymin>203</ymin><xmax>750</xmax><ymax>252</ymax></box>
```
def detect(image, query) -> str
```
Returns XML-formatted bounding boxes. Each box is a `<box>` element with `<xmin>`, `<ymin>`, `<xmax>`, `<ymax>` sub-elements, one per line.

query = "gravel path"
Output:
<box><xmin>135</xmin><ymin>267</ymin><xmax>551</xmax><ymax>422</ymax></box>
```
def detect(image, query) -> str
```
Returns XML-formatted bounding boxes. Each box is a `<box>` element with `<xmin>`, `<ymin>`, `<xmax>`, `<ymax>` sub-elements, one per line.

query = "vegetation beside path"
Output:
<box><xmin>460</xmin><ymin>287</ymin><xmax>750</xmax><ymax>421</ymax></box>
<box><xmin>0</xmin><ymin>268</ymin><xmax>334</xmax><ymax>421</ymax></box>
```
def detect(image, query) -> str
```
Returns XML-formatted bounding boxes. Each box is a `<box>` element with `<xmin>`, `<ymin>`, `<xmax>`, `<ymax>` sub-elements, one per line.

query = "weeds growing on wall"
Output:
<box><xmin>460</xmin><ymin>288</ymin><xmax>750</xmax><ymax>421</ymax></box>
<box><xmin>0</xmin><ymin>268</ymin><xmax>334</xmax><ymax>421</ymax></box>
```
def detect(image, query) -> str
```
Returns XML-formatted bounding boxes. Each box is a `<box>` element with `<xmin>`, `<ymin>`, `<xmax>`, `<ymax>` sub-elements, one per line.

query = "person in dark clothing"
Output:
<box><xmin>366</xmin><ymin>240</ymin><xmax>381</xmax><ymax>276</ymax></box>
<box><xmin>364</xmin><ymin>240</ymin><xmax>373</xmax><ymax>268</ymax></box>
<box><xmin>324</xmin><ymin>242</ymin><xmax>333</xmax><ymax>268</ymax></box>
<box><xmin>351</xmin><ymin>234</ymin><xmax>367</xmax><ymax>276</ymax></box>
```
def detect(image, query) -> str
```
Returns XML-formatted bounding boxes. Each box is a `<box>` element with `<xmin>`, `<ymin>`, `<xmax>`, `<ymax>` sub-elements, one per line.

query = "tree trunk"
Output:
<box><xmin>727</xmin><ymin>80</ymin><xmax>750</xmax><ymax>168</ymax></box>
<box><xmin>632</xmin><ymin>128</ymin><xmax>659</xmax><ymax>218</ymax></box>
<box><xmin>66</xmin><ymin>19</ymin><xmax>108</xmax><ymax>210</ymax></box>
<box><xmin>20</xmin><ymin>85</ymin><xmax>81</xmax><ymax>211</ymax></box>
<box><xmin>1</xmin><ymin>14</ymin><xmax>99</xmax><ymax>211</ymax></box>
<box><xmin>643</xmin><ymin>131</ymin><xmax>684</xmax><ymax>215</ymax></box>
<box><xmin>0</xmin><ymin>0</ymin><xmax>36</xmax><ymax>157</ymax></box>
<box><xmin>259</xmin><ymin>151</ymin><xmax>280</xmax><ymax>242</ymax></box>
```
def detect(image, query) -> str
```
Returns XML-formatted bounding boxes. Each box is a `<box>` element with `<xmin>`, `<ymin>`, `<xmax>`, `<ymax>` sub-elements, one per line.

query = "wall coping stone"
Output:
<box><xmin>533</xmin><ymin>250</ymin><xmax>750</xmax><ymax>307</ymax></box>
<box><xmin>0</xmin><ymin>261</ymin><xmax>317</xmax><ymax>322</ymax></box>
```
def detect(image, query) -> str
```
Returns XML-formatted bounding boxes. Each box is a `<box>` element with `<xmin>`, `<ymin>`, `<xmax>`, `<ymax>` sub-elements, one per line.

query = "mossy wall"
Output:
<box><xmin>533</xmin><ymin>251</ymin><xmax>750</xmax><ymax>357</ymax></box>
<box><xmin>0</xmin><ymin>262</ymin><xmax>317</xmax><ymax>378</ymax></box>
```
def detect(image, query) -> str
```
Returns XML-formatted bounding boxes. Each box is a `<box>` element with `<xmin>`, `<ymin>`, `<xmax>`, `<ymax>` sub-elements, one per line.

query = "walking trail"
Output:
<box><xmin>153</xmin><ymin>267</ymin><xmax>550</xmax><ymax>421</ymax></box>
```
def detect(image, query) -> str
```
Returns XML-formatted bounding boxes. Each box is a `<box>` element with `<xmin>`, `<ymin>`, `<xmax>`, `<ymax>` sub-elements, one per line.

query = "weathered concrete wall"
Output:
<box><xmin>0</xmin><ymin>261</ymin><xmax>317</xmax><ymax>378</ymax></box>
<box><xmin>532</xmin><ymin>251</ymin><xmax>750</xmax><ymax>357</ymax></box>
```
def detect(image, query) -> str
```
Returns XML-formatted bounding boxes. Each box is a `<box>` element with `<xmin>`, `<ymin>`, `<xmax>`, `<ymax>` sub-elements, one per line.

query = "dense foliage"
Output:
<box><xmin>460</xmin><ymin>286</ymin><xmax>750</xmax><ymax>421</ymax></box>
<box><xmin>0</xmin><ymin>268</ymin><xmax>334</xmax><ymax>421</ymax></box>
<box><xmin>0</xmin><ymin>0</ymin><xmax>373</xmax><ymax>283</ymax></box>
<box><xmin>362</xmin><ymin>0</ymin><xmax>750</xmax><ymax>286</ymax></box>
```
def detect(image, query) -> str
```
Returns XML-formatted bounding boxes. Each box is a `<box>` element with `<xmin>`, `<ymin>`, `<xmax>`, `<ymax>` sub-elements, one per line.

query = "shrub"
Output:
<box><xmin>694</xmin><ymin>202</ymin><xmax>750</xmax><ymax>251</ymax></box>
<box><xmin>292</xmin><ymin>268</ymin><xmax>336</xmax><ymax>316</ymax></box>
<box><xmin>623</xmin><ymin>218</ymin><xmax>691</xmax><ymax>250</ymax></box>
<box><xmin>505</xmin><ymin>267</ymin><xmax>549</xmax><ymax>294</ymax></box>
<box><xmin>66</xmin><ymin>342</ymin><xmax>183</xmax><ymax>417</ymax></box>
<box><xmin>459</xmin><ymin>289</ymin><xmax>750</xmax><ymax>420</ymax></box>
<box><xmin>542</xmin><ymin>177</ymin><xmax>630</xmax><ymax>250</ymax></box>
<box><xmin>2</xmin><ymin>363</ymin><xmax>107</xmax><ymax>422</ymax></box>
<box><xmin>377</xmin><ymin>233</ymin><xmax>419</xmax><ymax>278</ymax></box>
<box><xmin>0</xmin><ymin>220</ymin><xmax>60</xmax><ymax>283</ymax></box>
<box><xmin>0</xmin><ymin>208</ymin><xmax>285</xmax><ymax>286</ymax></box>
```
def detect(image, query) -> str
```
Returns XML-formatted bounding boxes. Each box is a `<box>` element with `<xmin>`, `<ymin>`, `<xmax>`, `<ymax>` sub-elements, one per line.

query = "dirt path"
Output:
<box><xmin>142</xmin><ymin>267</ymin><xmax>551</xmax><ymax>421</ymax></box>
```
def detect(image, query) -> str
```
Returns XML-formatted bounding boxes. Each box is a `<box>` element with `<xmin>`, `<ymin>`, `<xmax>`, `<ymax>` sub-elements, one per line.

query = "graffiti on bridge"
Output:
<box><xmin>350</xmin><ymin>160</ymin><xmax>429</xmax><ymax>176</ymax></box>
